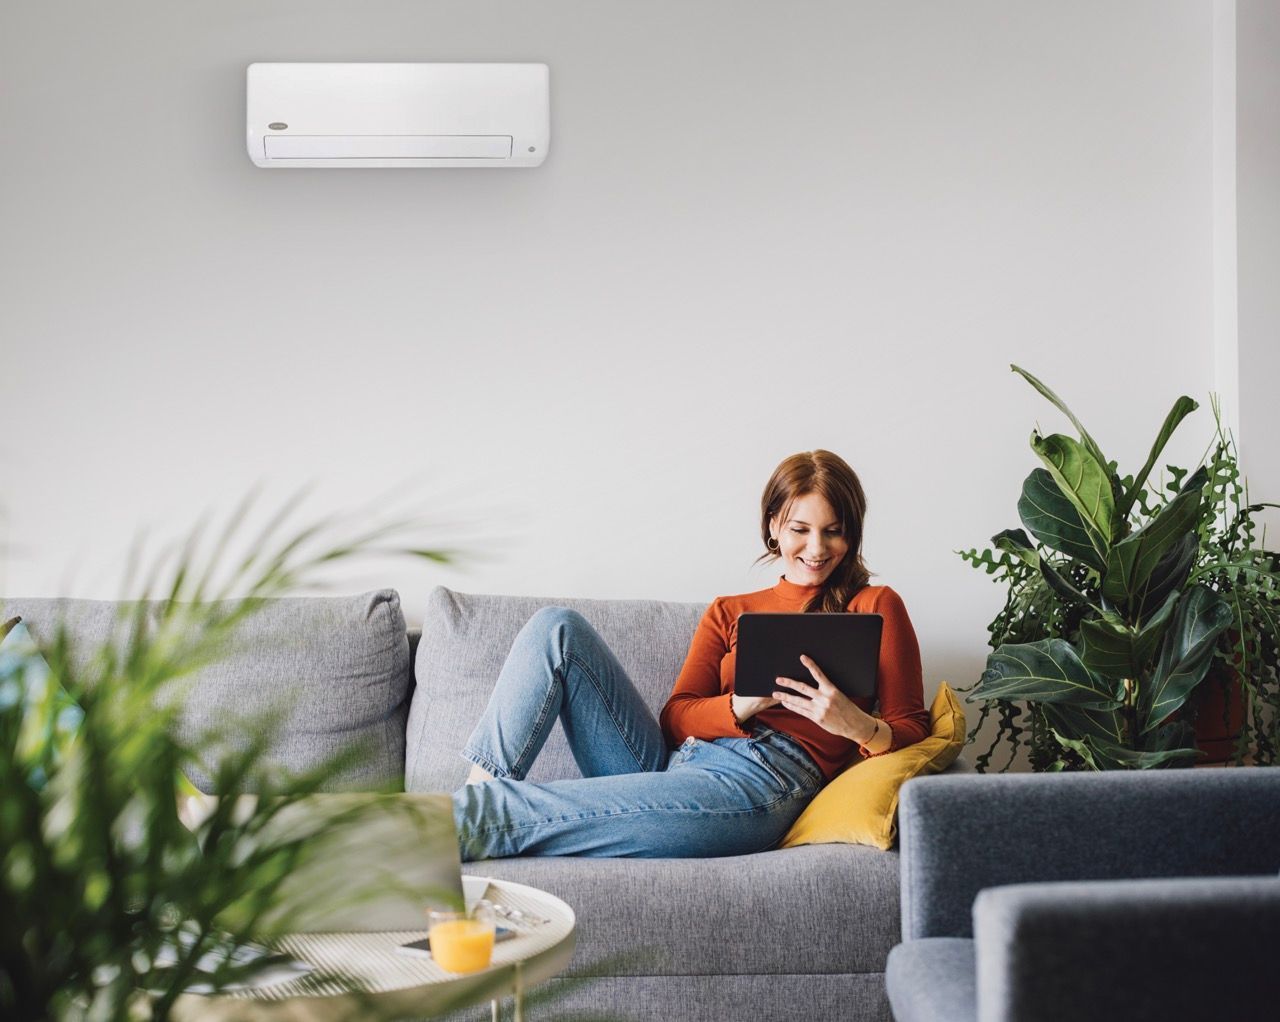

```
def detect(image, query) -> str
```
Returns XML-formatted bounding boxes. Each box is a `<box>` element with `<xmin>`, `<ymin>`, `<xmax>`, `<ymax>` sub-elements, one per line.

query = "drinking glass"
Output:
<box><xmin>427</xmin><ymin>901</ymin><xmax>496</xmax><ymax>973</ymax></box>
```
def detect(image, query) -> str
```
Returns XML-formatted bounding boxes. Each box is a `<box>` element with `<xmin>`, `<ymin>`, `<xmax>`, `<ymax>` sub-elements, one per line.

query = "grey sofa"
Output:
<box><xmin>885</xmin><ymin>770</ymin><xmax>1280</xmax><ymax>1022</ymax></box>
<box><xmin>4</xmin><ymin>585</ymin><xmax>955</xmax><ymax>1022</ymax></box>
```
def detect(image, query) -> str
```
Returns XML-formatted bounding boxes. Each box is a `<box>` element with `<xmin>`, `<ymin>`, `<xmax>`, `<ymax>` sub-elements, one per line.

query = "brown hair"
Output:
<box><xmin>754</xmin><ymin>450</ymin><xmax>871</xmax><ymax>613</ymax></box>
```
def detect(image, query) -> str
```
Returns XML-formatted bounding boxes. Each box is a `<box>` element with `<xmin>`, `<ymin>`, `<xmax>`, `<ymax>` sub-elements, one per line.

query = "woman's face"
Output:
<box><xmin>769</xmin><ymin>492</ymin><xmax>850</xmax><ymax>586</ymax></box>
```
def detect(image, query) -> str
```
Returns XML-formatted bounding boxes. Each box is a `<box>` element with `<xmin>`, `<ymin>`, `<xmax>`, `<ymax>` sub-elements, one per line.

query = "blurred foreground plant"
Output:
<box><xmin>0</xmin><ymin>493</ymin><xmax>465</xmax><ymax>1021</ymax></box>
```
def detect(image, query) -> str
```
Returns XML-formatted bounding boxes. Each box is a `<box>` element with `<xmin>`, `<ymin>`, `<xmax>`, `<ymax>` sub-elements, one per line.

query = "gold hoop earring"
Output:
<box><xmin>767</xmin><ymin>537</ymin><xmax>779</xmax><ymax>551</ymax></box>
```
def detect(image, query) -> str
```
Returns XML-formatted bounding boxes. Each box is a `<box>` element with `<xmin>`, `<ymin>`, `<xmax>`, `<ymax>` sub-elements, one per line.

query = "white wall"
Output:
<box><xmin>1</xmin><ymin>1</ymin><xmax>1218</xmax><ymax>719</ymax></box>
<box><xmin>1213</xmin><ymin>0</ymin><xmax>1238</xmax><ymax>436</ymax></box>
<box><xmin>1237</xmin><ymin>0</ymin><xmax>1280</xmax><ymax>536</ymax></box>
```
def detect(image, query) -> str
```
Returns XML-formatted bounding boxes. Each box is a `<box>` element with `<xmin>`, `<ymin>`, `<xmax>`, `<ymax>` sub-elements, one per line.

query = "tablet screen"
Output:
<box><xmin>734</xmin><ymin>612</ymin><xmax>882</xmax><ymax>699</ymax></box>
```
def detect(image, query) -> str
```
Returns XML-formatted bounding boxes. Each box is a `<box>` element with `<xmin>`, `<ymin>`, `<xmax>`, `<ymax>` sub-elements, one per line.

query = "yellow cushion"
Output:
<box><xmin>779</xmin><ymin>682</ymin><xmax>965</xmax><ymax>851</ymax></box>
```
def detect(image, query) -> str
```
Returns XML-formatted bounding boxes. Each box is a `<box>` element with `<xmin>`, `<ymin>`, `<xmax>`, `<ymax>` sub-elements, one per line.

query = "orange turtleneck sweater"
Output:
<box><xmin>659</xmin><ymin>576</ymin><xmax>929</xmax><ymax>780</ymax></box>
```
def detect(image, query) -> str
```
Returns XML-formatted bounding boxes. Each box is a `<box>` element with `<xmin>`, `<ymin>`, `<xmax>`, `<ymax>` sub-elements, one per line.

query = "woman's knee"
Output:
<box><xmin>526</xmin><ymin>605</ymin><xmax>593</xmax><ymax>644</ymax></box>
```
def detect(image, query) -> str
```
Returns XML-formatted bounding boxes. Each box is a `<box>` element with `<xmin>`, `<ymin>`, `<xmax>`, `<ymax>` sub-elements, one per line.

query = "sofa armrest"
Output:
<box><xmin>973</xmin><ymin>876</ymin><xmax>1280</xmax><ymax>1022</ymax></box>
<box><xmin>899</xmin><ymin>768</ymin><xmax>1280</xmax><ymax>939</ymax></box>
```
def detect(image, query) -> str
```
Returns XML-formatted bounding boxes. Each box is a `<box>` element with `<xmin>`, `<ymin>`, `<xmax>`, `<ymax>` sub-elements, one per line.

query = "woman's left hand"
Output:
<box><xmin>773</xmin><ymin>655</ymin><xmax>874</xmax><ymax>742</ymax></box>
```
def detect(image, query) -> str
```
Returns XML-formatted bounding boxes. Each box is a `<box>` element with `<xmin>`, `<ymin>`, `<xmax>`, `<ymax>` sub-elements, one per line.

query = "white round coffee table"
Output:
<box><xmin>173</xmin><ymin>877</ymin><xmax>575</xmax><ymax>1022</ymax></box>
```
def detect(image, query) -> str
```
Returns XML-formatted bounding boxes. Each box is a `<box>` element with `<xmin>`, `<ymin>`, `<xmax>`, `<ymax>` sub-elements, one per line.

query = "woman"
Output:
<box><xmin>453</xmin><ymin>450</ymin><xmax>929</xmax><ymax>859</ymax></box>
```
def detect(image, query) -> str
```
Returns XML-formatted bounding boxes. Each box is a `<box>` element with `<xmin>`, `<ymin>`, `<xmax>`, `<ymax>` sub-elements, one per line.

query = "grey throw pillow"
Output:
<box><xmin>2</xmin><ymin>591</ymin><xmax>412</xmax><ymax>793</ymax></box>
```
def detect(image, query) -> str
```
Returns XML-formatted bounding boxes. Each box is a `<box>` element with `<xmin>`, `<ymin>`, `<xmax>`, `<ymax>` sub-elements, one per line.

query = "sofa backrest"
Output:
<box><xmin>898</xmin><ymin>769</ymin><xmax>1280</xmax><ymax>940</ymax></box>
<box><xmin>406</xmin><ymin>586</ymin><xmax>706</xmax><ymax>792</ymax></box>
<box><xmin>1</xmin><ymin>591</ymin><xmax>412</xmax><ymax>793</ymax></box>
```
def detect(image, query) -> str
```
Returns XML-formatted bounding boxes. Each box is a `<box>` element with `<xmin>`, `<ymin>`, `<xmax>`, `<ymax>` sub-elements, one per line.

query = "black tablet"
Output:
<box><xmin>734</xmin><ymin>613</ymin><xmax>882</xmax><ymax>699</ymax></box>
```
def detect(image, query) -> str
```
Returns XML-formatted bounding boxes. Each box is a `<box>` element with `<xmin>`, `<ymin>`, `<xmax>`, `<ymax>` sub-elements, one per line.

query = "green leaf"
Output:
<box><xmin>1018</xmin><ymin>469</ymin><xmax>1106</xmax><ymax>571</ymax></box>
<box><xmin>1116</xmin><ymin>396</ymin><xmax>1198</xmax><ymax>521</ymax></box>
<box><xmin>1078</xmin><ymin>592</ymin><xmax>1179</xmax><ymax>678</ymax></box>
<box><xmin>1048</xmin><ymin>728</ymin><xmax>1102</xmax><ymax>770</ymax></box>
<box><xmin>1011</xmin><ymin>365</ymin><xmax>1111</xmax><ymax>482</ymax></box>
<box><xmin>1133</xmin><ymin>532</ymin><xmax>1197</xmax><ymax>623</ymax></box>
<box><xmin>1050</xmin><ymin>726</ymin><xmax>1198</xmax><ymax>770</ymax></box>
<box><xmin>1078</xmin><ymin>613</ymin><xmax>1133</xmax><ymax>677</ymax></box>
<box><xmin>1101</xmin><ymin>740</ymin><xmax>1198</xmax><ymax>769</ymax></box>
<box><xmin>1143</xmin><ymin>719</ymin><xmax>1197</xmax><ymax>755</ymax></box>
<box><xmin>1141</xmin><ymin>585</ymin><xmax>1233</xmax><ymax>733</ymax></box>
<box><xmin>1039</xmin><ymin>559</ymin><xmax>1090</xmax><ymax>606</ymax></box>
<box><xmin>974</xmin><ymin>639</ymin><xmax>1123</xmax><ymax>708</ymax></box>
<box><xmin>1102</xmin><ymin>482</ymin><xmax>1204</xmax><ymax>612</ymax></box>
<box><xmin>1030</xmin><ymin>432</ymin><xmax>1115</xmax><ymax>549</ymax></box>
<box><xmin>1043</xmin><ymin>702</ymin><xmax>1125</xmax><ymax>747</ymax></box>
<box><xmin>1092</xmin><ymin>739</ymin><xmax>1200</xmax><ymax>769</ymax></box>
<box><xmin>1179</xmin><ymin>464</ymin><xmax>1209</xmax><ymax>496</ymax></box>
<box><xmin>992</xmin><ymin>528</ymin><xmax>1039</xmax><ymax>568</ymax></box>
<box><xmin>958</xmin><ymin>547</ymin><xmax>1016</xmax><ymax>576</ymax></box>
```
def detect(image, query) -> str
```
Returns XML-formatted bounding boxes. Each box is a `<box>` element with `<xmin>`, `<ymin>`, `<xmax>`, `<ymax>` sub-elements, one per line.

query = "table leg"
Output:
<box><xmin>491</xmin><ymin>999</ymin><xmax>500</xmax><ymax>1022</ymax></box>
<box><xmin>513</xmin><ymin>961</ymin><xmax>524</xmax><ymax>1022</ymax></box>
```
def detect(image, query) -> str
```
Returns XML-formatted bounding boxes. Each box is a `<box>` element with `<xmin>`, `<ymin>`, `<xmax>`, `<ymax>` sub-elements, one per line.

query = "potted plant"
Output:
<box><xmin>0</xmin><ymin>498</ymin><xmax>469</xmax><ymax>1021</ymax></box>
<box><xmin>960</xmin><ymin>366</ymin><xmax>1280</xmax><ymax>771</ymax></box>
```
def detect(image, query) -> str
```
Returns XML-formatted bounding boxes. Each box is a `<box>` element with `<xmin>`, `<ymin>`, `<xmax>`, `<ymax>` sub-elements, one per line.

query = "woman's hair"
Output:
<box><xmin>755</xmin><ymin>449</ymin><xmax>870</xmax><ymax>613</ymax></box>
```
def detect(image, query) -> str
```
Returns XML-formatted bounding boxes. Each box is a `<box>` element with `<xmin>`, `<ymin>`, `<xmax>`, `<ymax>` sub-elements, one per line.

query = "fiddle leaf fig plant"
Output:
<box><xmin>960</xmin><ymin>366</ymin><xmax>1280</xmax><ymax>771</ymax></box>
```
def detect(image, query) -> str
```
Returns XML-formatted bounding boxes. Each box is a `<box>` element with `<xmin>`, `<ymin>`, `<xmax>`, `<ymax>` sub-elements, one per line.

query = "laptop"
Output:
<box><xmin>253</xmin><ymin>792</ymin><xmax>466</xmax><ymax>932</ymax></box>
<box><xmin>734</xmin><ymin>612</ymin><xmax>882</xmax><ymax>700</ymax></box>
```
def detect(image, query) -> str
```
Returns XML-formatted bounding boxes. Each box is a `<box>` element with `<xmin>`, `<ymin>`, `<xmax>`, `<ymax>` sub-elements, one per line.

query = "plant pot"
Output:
<box><xmin>1190</xmin><ymin>666</ymin><xmax>1247</xmax><ymax>765</ymax></box>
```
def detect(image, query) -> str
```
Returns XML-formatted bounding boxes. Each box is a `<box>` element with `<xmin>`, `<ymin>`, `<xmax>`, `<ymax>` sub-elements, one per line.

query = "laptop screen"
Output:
<box><xmin>252</xmin><ymin>792</ymin><xmax>465</xmax><ymax>932</ymax></box>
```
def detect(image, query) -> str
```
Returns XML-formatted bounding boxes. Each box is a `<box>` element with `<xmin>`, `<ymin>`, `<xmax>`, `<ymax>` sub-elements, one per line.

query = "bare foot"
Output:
<box><xmin>465</xmin><ymin>764</ymin><xmax>493</xmax><ymax>785</ymax></box>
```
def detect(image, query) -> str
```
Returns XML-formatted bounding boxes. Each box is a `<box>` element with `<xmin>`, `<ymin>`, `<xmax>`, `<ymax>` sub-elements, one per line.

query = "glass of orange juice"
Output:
<box><xmin>427</xmin><ymin>902</ymin><xmax>496</xmax><ymax>973</ymax></box>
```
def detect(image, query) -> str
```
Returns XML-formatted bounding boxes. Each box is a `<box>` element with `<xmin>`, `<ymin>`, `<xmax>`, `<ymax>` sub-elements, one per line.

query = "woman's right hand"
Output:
<box><xmin>731</xmin><ymin>693</ymin><xmax>779</xmax><ymax>726</ymax></box>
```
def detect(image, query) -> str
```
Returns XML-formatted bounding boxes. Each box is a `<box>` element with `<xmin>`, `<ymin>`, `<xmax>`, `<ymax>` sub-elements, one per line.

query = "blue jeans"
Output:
<box><xmin>453</xmin><ymin>606</ymin><xmax>823</xmax><ymax>859</ymax></box>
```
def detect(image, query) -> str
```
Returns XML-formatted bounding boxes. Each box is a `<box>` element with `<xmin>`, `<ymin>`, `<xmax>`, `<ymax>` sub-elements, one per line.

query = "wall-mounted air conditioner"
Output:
<box><xmin>246</xmin><ymin>63</ymin><xmax>550</xmax><ymax>168</ymax></box>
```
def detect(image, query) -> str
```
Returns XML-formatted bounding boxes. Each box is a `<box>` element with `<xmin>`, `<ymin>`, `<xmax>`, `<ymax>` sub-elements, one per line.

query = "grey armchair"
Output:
<box><xmin>884</xmin><ymin>769</ymin><xmax>1280</xmax><ymax>1022</ymax></box>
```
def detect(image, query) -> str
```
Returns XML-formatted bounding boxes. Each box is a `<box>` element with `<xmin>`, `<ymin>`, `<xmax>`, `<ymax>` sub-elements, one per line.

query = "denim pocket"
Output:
<box><xmin>746</xmin><ymin>741</ymin><xmax>793</xmax><ymax>795</ymax></box>
<box><xmin>748</xmin><ymin>731</ymin><xmax>822</xmax><ymax>797</ymax></box>
<box><xmin>669</xmin><ymin>736</ymin><xmax>699</xmax><ymax>768</ymax></box>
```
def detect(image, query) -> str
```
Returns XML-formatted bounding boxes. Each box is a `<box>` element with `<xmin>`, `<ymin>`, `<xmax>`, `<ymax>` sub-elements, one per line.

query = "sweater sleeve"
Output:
<box><xmin>660</xmin><ymin>598</ymin><xmax>750</xmax><ymax>745</ymax></box>
<box><xmin>868</xmin><ymin>586</ymin><xmax>930</xmax><ymax>754</ymax></box>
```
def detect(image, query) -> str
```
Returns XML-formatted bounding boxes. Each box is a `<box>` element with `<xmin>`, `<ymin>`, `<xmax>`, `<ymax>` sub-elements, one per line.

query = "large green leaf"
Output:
<box><xmin>975</xmin><ymin>639</ymin><xmax>1123</xmax><ymax>707</ymax></box>
<box><xmin>1143</xmin><ymin>719</ymin><xmax>1197</xmax><ymax>755</ymax></box>
<box><xmin>1030</xmin><ymin>432</ymin><xmax>1115</xmax><ymax>549</ymax></box>
<box><xmin>1011</xmin><ymin>365</ymin><xmax>1111</xmax><ymax>484</ymax></box>
<box><xmin>1132</xmin><ymin>532</ymin><xmax>1197</xmax><ymax>622</ymax></box>
<box><xmin>1078</xmin><ymin>592</ymin><xmax>1179</xmax><ymax>678</ymax></box>
<box><xmin>1039</xmin><ymin>559</ymin><xmax>1091</xmax><ymax>606</ymax></box>
<box><xmin>1094</xmin><ymin>740</ymin><xmax>1200</xmax><ymax>769</ymax></box>
<box><xmin>1140</xmin><ymin>585</ymin><xmax>1233</xmax><ymax>732</ymax></box>
<box><xmin>1043</xmin><ymin>702</ymin><xmax>1124</xmax><ymax>747</ymax></box>
<box><xmin>1018</xmin><ymin>469</ymin><xmax>1106</xmax><ymax>571</ymax></box>
<box><xmin>1116</xmin><ymin>395</ymin><xmax>1199</xmax><ymax>522</ymax></box>
<box><xmin>1102</xmin><ymin>482</ymin><xmax>1204</xmax><ymax>612</ymax></box>
<box><xmin>1051</xmin><ymin>729</ymin><xmax>1199</xmax><ymax>770</ymax></box>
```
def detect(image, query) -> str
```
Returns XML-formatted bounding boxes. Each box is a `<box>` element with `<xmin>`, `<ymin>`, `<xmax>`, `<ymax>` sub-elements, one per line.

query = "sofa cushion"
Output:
<box><xmin>406</xmin><ymin>586</ymin><xmax>704</xmax><ymax>791</ymax></box>
<box><xmin>780</xmin><ymin>682</ymin><xmax>966</xmax><ymax>850</ymax></box>
<box><xmin>1</xmin><ymin>591</ymin><xmax>412</xmax><ymax>792</ymax></box>
<box><xmin>885</xmin><ymin>938</ymin><xmax>977</xmax><ymax>1022</ymax></box>
<box><xmin>468</xmin><ymin>843</ymin><xmax>903</xmax><ymax>976</ymax></box>
<box><xmin>514</xmin><ymin>975</ymin><xmax>891</xmax><ymax>1022</ymax></box>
